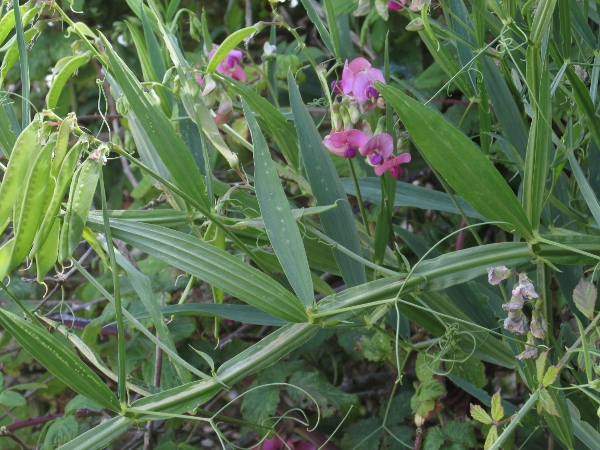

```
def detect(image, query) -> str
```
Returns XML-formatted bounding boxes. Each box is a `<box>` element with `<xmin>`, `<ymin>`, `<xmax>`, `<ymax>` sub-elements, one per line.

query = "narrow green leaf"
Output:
<box><xmin>569</xmin><ymin>0</ymin><xmax>596</xmax><ymax>49</ymax></box>
<box><xmin>127</xmin><ymin>303</ymin><xmax>287</xmax><ymax>327</ymax></box>
<box><xmin>567</xmin><ymin>150</ymin><xmax>600</xmax><ymax>227</ymax></box>
<box><xmin>221</xmin><ymin>75</ymin><xmax>300</xmax><ymax>169</ymax></box>
<box><xmin>530</xmin><ymin>0</ymin><xmax>557</xmax><ymax>45</ymax></box>
<box><xmin>0</xmin><ymin>95</ymin><xmax>17</xmax><ymax>156</ymax></box>
<box><xmin>568</xmin><ymin>400</ymin><xmax>600</xmax><ymax>450</ymax></box>
<box><xmin>207</xmin><ymin>25</ymin><xmax>263</xmax><ymax>73</ymax></box>
<box><xmin>140</xmin><ymin>5</ymin><xmax>166</xmax><ymax>81</ymax></box>
<box><xmin>323</xmin><ymin>0</ymin><xmax>341</xmax><ymax>59</ymax></box>
<box><xmin>522</xmin><ymin>47</ymin><xmax>551</xmax><ymax>231</ymax></box>
<box><xmin>379</xmin><ymin>83</ymin><xmax>534</xmax><ymax>240</ymax></box>
<box><xmin>565</xmin><ymin>66</ymin><xmax>600</xmax><ymax>151</ymax></box>
<box><xmin>13</xmin><ymin>0</ymin><xmax>29</xmax><ymax>127</ymax></box>
<box><xmin>244</xmin><ymin>100</ymin><xmax>313</xmax><ymax>308</ymax></box>
<box><xmin>288</xmin><ymin>72</ymin><xmax>367</xmax><ymax>287</ymax></box>
<box><xmin>299</xmin><ymin>0</ymin><xmax>336</xmax><ymax>57</ymax></box>
<box><xmin>480</xmin><ymin>56</ymin><xmax>528</xmax><ymax>161</ymax></box>
<box><xmin>100</xmin><ymin>33</ymin><xmax>209</xmax><ymax>210</ymax></box>
<box><xmin>0</xmin><ymin>308</ymin><xmax>121</xmax><ymax>413</ymax></box>
<box><xmin>342</xmin><ymin>177</ymin><xmax>486</xmax><ymax>220</ymax></box>
<box><xmin>86</xmin><ymin>216</ymin><xmax>309</xmax><ymax>323</ymax></box>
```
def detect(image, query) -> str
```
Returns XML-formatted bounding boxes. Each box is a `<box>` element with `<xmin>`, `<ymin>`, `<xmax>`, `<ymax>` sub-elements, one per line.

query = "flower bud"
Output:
<box><xmin>341</xmin><ymin>108</ymin><xmax>353</xmax><ymax>131</ymax></box>
<box><xmin>115</xmin><ymin>94</ymin><xmax>130</xmax><ymax>116</ymax></box>
<box><xmin>406</xmin><ymin>18</ymin><xmax>425</xmax><ymax>31</ymax></box>
<box><xmin>214</xmin><ymin>94</ymin><xmax>233</xmax><ymax>125</ymax></box>
<box><xmin>487</xmin><ymin>266</ymin><xmax>513</xmax><ymax>285</ymax></box>
<box><xmin>331</xmin><ymin>102</ymin><xmax>343</xmax><ymax>132</ymax></box>
<box><xmin>348</xmin><ymin>103</ymin><xmax>361</xmax><ymax>124</ymax></box>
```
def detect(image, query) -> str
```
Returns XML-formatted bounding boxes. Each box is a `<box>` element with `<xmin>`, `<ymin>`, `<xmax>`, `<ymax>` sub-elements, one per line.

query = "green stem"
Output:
<box><xmin>99</xmin><ymin>168</ymin><xmax>127</xmax><ymax>405</ymax></box>
<box><xmin>348</xmin><ymin>158</ymin><xmax>371</xmax><ymax>237</ymax></box>
<box><xmin>489</xmin><ymin>390</ymin><xmax>540</xmax><ymax>450</ymax></box>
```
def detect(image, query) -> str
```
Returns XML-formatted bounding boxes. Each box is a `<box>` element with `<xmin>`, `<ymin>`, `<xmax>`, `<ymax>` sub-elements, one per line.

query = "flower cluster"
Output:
<box><xmin>196</xmin><ymin>44</ymin><xmax>247</xmax><ymax>125</ymax></box>
<box><xmin>487</xmin><ymin>267</ymin><xmax>544</xmax><ymax>360</ymax></box>
<box><xmin>323</xmin><ymin>57</ymin><xmax>411</xmax><ymax>179</ymax></box>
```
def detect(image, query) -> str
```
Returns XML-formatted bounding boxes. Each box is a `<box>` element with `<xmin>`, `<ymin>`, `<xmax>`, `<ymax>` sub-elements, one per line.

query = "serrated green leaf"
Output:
<box><xmin>378</xmin><ymin>83</ymin><xmax>533</xmax><ymax>240</ymax></box>
<box><xmin>445</xmin><ymin>421</ymin><xmax>477</xmax><ymax>447</ymax></box>
<box><xmin>470</xmin><ymin>404</ymin><xmax>493</xmax><ymax>424</ymax></box>
<box><xmin>573</xmin><ymin>278</ymin><xmax>598</xmax><ymax>319</ymax></box>
<box><xmin>43</xmin><ymin>416</ymin><xmax>79</xmax><ymax>450</ymax></box>
<box><xmin>0</xmin><ymin>390</ymin><xmax>25</xmax><ymax>407</ymax></box>
<box><xmin>287</xmin><ymin>370</ymin><xmax>358</xmax><ymax>418</ymax></box>
<box><xmin>340</xmin><ymin>417</ymin><xmax>383</xmax><ymax>450</ymax></box>
<box><xmin>0</xmin><ymin>308</ymin><xmax>121</xmax><ymax>413</ymax></box>
<box><xmin>490</xmin><ymin>390</ymin><xmax>504</xmax><ymax>422</ymax></box>
<box><xmin>542</xmin><ymin>365</ymin><xmax>560</xmax><ymax>387</ymax></box>
<box><xmin>540</xmin><ymin>387</ymin><xmax>559</xmax><ymax>416</ymax></box>
<box><xmin>484</xmin><ymin>425</ymin><xmax>498</xmax><ymax>450</ymax></box>
<box><xmin>86</xmin><ymin>216</ymin><xmax>308</xmax><ymax>323</ymax></box>
<box><xmin>244</xmin><ymin>100</ymin><xmax>314</xmax><ymax>308</ymax></box>
<box><xmin>536</xmin><ymin>351</ymin><xmax>548</xmax><ymax>383</ymax></box>
<box><xmin>288</xmin><ymin>72</ymin><xmax>367</xmax><ymax>287</ymax></box>
<box><xmin>424</xmin><ymin>426</ymin><xmax>446</xmax><ymax>450</ymax></box>
<box><xmin>452</xmin><ymin>354</ymin><xmax>487</xmax><ymax>389</ymax></box>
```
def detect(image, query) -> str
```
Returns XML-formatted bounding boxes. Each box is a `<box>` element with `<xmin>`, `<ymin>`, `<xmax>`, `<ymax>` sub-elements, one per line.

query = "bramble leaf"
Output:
<box><xmin>573</xmin><ymin>279</ymin><xmax>597</xmax><ymax>319</ymax></box>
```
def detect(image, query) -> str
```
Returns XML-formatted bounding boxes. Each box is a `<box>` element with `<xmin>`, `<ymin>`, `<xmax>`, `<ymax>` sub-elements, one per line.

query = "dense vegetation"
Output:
<box><xmin>0</xmin><ymin>0</ymin><xmax>600</xmax><ymax>449</ymax></box>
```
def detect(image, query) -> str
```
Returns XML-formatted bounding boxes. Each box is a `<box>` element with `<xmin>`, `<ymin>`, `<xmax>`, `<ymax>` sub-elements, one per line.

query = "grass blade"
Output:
<box><xmin>12</xmin><ymin>0</ymin><xmax>29</xmax><ymax>127</ymax></box>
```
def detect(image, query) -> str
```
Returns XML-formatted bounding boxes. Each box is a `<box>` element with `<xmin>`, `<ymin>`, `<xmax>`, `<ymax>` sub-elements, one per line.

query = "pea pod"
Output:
<box><xmin>0</xmin><ymin>117</ymin><xmax>42</xmax><ymax>225</ymax></box>
<box><xmin>8</xmin><ymin>139</ymin><xmax>54</xmax><ymax>270</ymax></box>
<box><xmin>36</xmin><ymin>219</ymin><xmax>59</xmax><ymax>283</ymax></box>
<box><xmin>46</xmin><ymin>53</ymin><xmax>91</xmax><ymax>110</ymax></box>
<box><xmin>30</xmin><ymin>139</ymin><xmax>84</xmax><ymax>258</ymax></box>
<box><xmin>0</xmin><ymin>27</ymin><xmax>39</xmax><ymax>86</ymax></box>
<box><xmin>0</xmin><ymin>238</ymin><xmax>14</xmax><ymax>281</ymax></box>
<box><xmin>51</xmin><ymin>113</ymin><xmax>75</xmax><ymax>177</ymax></box>
<box><xmin>59</xmin><ymin>149</ymin><xmax>103</xmax><ymax>261</ymax></box>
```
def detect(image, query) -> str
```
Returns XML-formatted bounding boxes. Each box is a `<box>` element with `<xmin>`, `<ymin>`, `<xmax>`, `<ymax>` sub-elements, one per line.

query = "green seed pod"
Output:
<box><xmin>51</xmin><ymin>113</ymin><xmax>76</xmax><ymax>178</ymax></box>
<box><xmin>30</xmin><ymin>139</ymin><xmax>85</xmax><ymax>258</ymax></box>
<box><xmin>36</xmin><ymin>219</ymin><xmax>60</xmax><ymax>283</ymax></box>
<box><xmin>0</xmin><ymin>238</ymin><xmax>15</xmax><ymax>282</ymax></box>
<box><xmin>0</xmin><ymin>117</ymin><xmax>42</xmax><ymax>225</ymax></box>
<box><xmin>8</xmin><ymin>140</ymin><xmax>54</xmax><ymax>271</ymax></box>
<box><xmin>58</xmin><ymin>147</ymin><xmax>104</xmax><ymax>262</ymax></box>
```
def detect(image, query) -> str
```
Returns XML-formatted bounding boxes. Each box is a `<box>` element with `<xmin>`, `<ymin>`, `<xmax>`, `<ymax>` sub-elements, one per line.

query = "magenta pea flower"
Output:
<box><xmin>359</xmin><ymin>133</ymin><xmax>394</xmax><ymax>166</ymax></box>
<box><xmin>389</xmin><ymin>0</ymin><xmax>406</xmax><ymax>10</ymax></box>
<box><xmin>341</xmin><ymin>57</ymin><xmax>385</xmax><ymax>103</ymax></box>
<box><xmin>323</xmin><ymin>129</ymin><xmax>368</xmax><ymax>158</ymax></box>
<box><xmin>208</xmin><ymin>45</ymin><xmax>246</xmax><ymax>82</ymax></box>
<box><xmin>375</xmin><ymin>153</ymin><xmax>411</xmax><ymax>178</ymax></box>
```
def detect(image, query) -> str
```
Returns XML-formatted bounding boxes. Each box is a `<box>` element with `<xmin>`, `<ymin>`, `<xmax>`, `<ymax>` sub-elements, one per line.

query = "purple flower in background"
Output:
<box><xmin>340</xmin><ymin>57</ymin><xmax>385</xmax><ymax>103</ymax></box>
<box><xmin>323</xmin><ymin>129</ymin><xmax>368</xmax><ymax>158</ymax></box>
<box><xmin>208</xmin><ymin>45</ymin><xmax>246</xmax><ymax>82</ymax></box>
<box><xmin>374</xmin><ymin>153</ymin><xmax>411</xmax><ymax>178</ymax></box>
<box><xmin>389</xmin><ymin>0</ymin><xmax>406</xmax><ymax>10</ymax></box>
<box><xmin>359</xmin><ymin>133</ymin><xmax>394</xmax><ymax>166</ymax></box>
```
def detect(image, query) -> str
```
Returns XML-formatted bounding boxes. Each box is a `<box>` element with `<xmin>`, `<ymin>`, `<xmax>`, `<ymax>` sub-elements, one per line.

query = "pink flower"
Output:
<box><xmin>257</xmin><ymin>436</ymin><xmax>316</xmax><ymax>450</ymax></box>
<box><xmin>208</xmin><ymin>46</ymin><xmax>246</xmax><ymax>82</ymax></box>
<box><xmin>374</xmin><ymin>153</ymin><xmax>411</xmax><ymax>178</ymax></box>
<box><xmin>389</xmin><ymin>0</ymin><xmax>406</xmax><ymax>10</ymax></box>
<box><xmin>359</xmin><ymin>133</ymin><xmax>394</xmax><ymax>166</ymax></box>
<box><xmin>323</xmin><ymin>130</ymin><xmax>368</xmax><ymax>158</ymax></box>
<box><xmin>340</xmin><ymin>57</ymin><xmax>385</xmax><ymax>103</ymax></box>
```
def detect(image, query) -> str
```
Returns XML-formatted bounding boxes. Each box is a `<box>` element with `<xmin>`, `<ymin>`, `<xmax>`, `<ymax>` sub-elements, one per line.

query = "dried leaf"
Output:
<box><xmin>573</xmin><ymin>279</ymin><xmax>597</xmax><ymax>319</ymax></box>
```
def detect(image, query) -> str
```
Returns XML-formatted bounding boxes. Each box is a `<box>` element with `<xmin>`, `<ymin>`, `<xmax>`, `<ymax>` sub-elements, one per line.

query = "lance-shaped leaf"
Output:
<box><xmin>243</xmin><ymin>100</ymin><xmax>314</xmax><ymax>308</ymax></box>
<box><xmin>379</xmin><ymin>83</ymin><xmax>534</xmax><ymax>240</ymax></box>
<box><xmin>86</xmin><ymin>216</ymin><xmax>308</xmax><ymax>323</ymax></box>
<box><xmin>0</xmin><ymin>308</ymin><xmax>121</xmax><ymax>413</ymax></box>
<box><xmin>99</xmin><ymin>33</ymin><xmax>209</xmax><ymax>210</ymax></box>
<box><xmin>288</xmin><ymin>72</ymin><xmax>367</xmax><ymax>287</ymax></box>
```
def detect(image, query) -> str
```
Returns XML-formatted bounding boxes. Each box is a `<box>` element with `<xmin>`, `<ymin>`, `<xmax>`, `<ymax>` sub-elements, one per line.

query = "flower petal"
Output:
<box><xmin>341</xmin><ymin>61</ymin><xmax>354</xmax><ymax>95</ymax></box>
<box><xmin>348</xmin><ymin>57</ymin><xmax>372</xmax><ymax>74</ymax></box>
<box><xmin>359</xmin><ymin>133</ymin><xmax>394</xmax><ymax>157</ymax></box>
<box><xmin>231</xmin><ymin>65</ymin><xmax>246</xmax><ymax>82</ymax></box>
<box><xmin>345</xmin><ymin>129</ymin><xmax>368</xmax><ymax>148</ymax></box>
